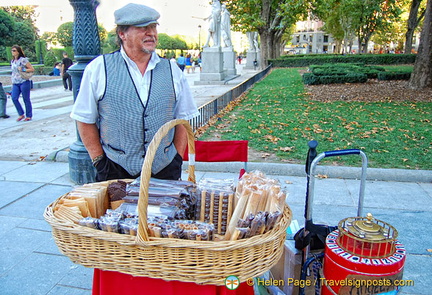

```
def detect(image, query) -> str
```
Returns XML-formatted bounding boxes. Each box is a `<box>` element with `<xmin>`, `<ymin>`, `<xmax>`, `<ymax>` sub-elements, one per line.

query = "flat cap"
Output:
<box><xmin>114</xmin><ymin>3</ymin><xmax>160</xmax><ymax>27</ymax></box>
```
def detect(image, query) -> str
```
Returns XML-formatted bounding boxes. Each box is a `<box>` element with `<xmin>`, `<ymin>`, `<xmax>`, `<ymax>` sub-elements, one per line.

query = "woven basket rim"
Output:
<box><xmin>44</xmin><ymin>194</ymin><xmax>292</xmax><ymax>250</ymax></box>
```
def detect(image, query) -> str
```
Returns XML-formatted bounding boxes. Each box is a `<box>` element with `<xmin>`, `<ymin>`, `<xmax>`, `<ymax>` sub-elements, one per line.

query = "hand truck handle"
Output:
<box><xmin>324</xmin><ymin>149</ymin><xmax>361</xmax><ymax>157</ymax></box>
<box><xmin>306</xmin><ymin>149</ymin><xmax>368</xmax><ymax>220</ymax></box>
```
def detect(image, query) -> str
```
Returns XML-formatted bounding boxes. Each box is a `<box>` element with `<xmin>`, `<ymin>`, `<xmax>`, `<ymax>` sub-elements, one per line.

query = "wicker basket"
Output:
<box><xmin>44</xmin><ymin>119</ymin><xmax>292</xmax><ymax>285</ymax></box>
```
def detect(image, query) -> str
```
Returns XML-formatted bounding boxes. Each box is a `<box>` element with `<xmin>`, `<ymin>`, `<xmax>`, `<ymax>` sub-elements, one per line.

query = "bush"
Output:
<box><xmin>305</xmin><ymin>63</ymin><xmax>385</xmax><ymax>84</ymax></box>
<box><xmin>303</xmin><ymin>72</ymin><xmax>368</xmax><ymax>85</ymax></box>
<box><xmin>378</xmin><ymin>71</ymin><xmax>412</xmax><ymax>81</ymax></box>
<box><xmin>44</xmin><ymin>50</ymin><xmax>58</xmax><ymax>67</ymax></box>
<box><xmin>269</xmin><ymin>54</ymin><xmax>416</xmax><ymax>67</ymax></box>
<box><xmin>302</xmin><ymin>73</ymin><xmax>319</xmax><ymax>85</ymax></box>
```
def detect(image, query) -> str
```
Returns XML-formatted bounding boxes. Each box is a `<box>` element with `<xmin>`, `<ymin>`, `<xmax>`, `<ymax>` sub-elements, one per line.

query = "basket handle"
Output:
<box><xmin>136</xmin><ymin>119</ymin><xmax>196</xmax><ymax>243</ymax></box>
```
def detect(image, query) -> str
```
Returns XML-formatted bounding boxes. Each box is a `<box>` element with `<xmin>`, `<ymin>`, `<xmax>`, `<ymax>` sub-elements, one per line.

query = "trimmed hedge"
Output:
<box><xmin>303</xmin><ymin>63</ymin><xmax>413</xmax><ymax>85</ymax></box>
<box><xmin>377</xmin><ymin>71</ymin><xmax>412</xmax><ymax>81</ymax></box>
<box><xmin>309</xmin><ymin>63</ymin><xmax>386</xmax><ymax>79</ymax></box>
<box><xmin>269</xmin><ymin>54</ymin><xmax>416</xmax><ymax>67</ymax></box>
<box><xmin>303</xmin><ymin>72</ymin><xmax>368</xmax><ymax>85</ymax></box>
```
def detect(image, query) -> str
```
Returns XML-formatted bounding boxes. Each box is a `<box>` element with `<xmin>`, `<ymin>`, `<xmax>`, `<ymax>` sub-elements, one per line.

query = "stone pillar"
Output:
<box><xmin>199</xmin><ymin>47</ymin><xmax>225</xmax><ymax>82</ymax></box>
<box><xmin>222</xmin><ymin>47</ymin><xmax>237</xmax><ymax>77</ymax></box>
<box><xmin>68</xmin><ymin>0</ymin><xmax>101</xmax><ymax>184</ymax></box>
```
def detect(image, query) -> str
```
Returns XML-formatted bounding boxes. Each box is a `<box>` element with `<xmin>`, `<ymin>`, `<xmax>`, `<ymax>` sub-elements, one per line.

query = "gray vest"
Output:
<box><xmin>99</xmin><ymin>51</ymin><xmax>177</xmax><ymax>176</ymax></box>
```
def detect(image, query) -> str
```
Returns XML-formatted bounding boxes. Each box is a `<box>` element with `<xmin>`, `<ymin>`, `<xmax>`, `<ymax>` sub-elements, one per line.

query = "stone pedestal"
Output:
<box><xmin>199</xmin><ymin>46</ymin><xmax>225</xmax><ymax>82</ymax></box>
<box><xmin>245</xmin><ymin>51</ymin><xmax>259</xmax><ymax>69</ymax></box>
<box><xmin>222</xmin><ymin>48</ymin><xmax>237</xmax><ymax>77</ymax></box>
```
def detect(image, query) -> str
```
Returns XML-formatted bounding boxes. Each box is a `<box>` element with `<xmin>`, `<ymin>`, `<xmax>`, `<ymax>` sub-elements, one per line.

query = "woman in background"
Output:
<box><xmin>10</xmin><ymin>45</ymin><xmax>34</xmax><ymax>121</ymax></box>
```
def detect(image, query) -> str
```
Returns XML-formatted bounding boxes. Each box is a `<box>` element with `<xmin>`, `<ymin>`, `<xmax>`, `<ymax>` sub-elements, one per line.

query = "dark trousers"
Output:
<box><xmin>95</xmin><ymin>153</ymin><xmax>183</xmax><ymax>182</ymax></box>
<box><xmin>63</xmin><ymin>73</ymin><xmax>72</xmax><ymax>90</ymax></box>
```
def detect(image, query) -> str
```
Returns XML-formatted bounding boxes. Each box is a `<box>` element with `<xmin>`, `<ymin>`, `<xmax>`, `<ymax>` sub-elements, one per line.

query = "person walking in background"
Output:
<box><xmin>61</xmin><ymin>52</ymin><xmax>73</xmax><ymax>91</ymax></box>
<box><xmin>0</xmin><ymin>82</ymin><xmax>10</xmax><ymax>119</ymax></box>
<box><xmin>10</xmin><ymin>45</ymin><xmax>34</xmax><ymax>122</ymax></box>
<box><xmin>176</xmin><ymin>53</ymin><xmax>186</xmax><ymax>72</ymax></box>
<box><xmin>185</xmin><ymin>54</ymin><xmax>192</xmax><ymax>73</ymax></box>
<box><xmin>70</xmin><ymin>3</ymin><xmax>199</xmax><ymax>183</ymax></box>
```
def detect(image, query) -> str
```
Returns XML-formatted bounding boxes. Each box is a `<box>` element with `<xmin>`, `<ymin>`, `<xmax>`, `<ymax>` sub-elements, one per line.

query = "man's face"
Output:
<box><xmin>122</xmin><ymin>24</ymin><xmax>158</xmax><ymax>54</ymax></box>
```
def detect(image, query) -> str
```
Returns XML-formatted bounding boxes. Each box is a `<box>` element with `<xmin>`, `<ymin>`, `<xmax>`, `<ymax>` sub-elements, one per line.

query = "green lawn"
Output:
<box><xmin>199</xmin><ymin>68</ymin><xmax>431</xmax><ymax>170</ymax></box>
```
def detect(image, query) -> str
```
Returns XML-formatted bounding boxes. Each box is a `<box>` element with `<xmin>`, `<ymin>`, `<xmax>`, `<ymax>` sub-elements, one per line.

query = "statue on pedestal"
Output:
<box><xmin>221</xmin><ymin>4</ymin><xmax>232</xmax><ymax>48</ymax></box>
<box><xmin>203</xmin><ymin>0</ymin><xmax>221</xmax><ymax>48</ymax></box>
<box><xmin>246</xmin><ymin>31</ymin><xmax>259</xmax><ymax>52</ymax></box>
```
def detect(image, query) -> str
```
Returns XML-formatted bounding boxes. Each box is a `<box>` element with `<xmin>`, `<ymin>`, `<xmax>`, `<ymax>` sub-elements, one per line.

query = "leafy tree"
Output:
<box><xmin>102</xmin><ymin>30</ymin><xmax>119</xmax><ymax>54</ymax></box>
<box><xmin>57</xmin><ymin>22</ymin><xmax>108</xmax><ymax>51</ymax></box>
<box><xmin>346</xmin><ymin>0</ymin><xmax>402</xmax><ymax>53</ymax></box>
<box><xmin>405</xmin><ymin>0</ymin><xmax>427</xmax><ymax>53</ymax></box>
<box><xmin>2</xmin><ymin>6</ymin><xmax>39</xmax><ymax>37</ymax></box>
<box><xmin>310</xmin><ymin>0</ymin><xmax>403</xmax><ymax>54</ymax></box>
<box><xmin>11</xmin><ymin>22</ymin><xmax>36</xmax><ymax>57</ymax></box>
<box><xmin>409</xmin><ymin>0</ymin><xmax>432</xmax><ymax>89</ymax></box>
<box><xmin>0</xmin><ymin>9</ymin><xmax>15</xmax><ymax>47</ymax></box>
<box><xmin>157</xmin><ymin>33</ymin><xmax>188</xmax><ymax>50</ymax></box>
<box><xmin>157</xmin><ymin>33</ymin><xmax>174</xmax><ymax>50</ymax></box>
<box><xmin>41</xmin><ymin>32</ymin><xmax>59</xmax><ymax>47</ymax></box>
<box><xmin>310</xmin><ymin>0</ymin><xmax>359</xmax><ymax>53</ymax></box>
<box><xmin>225</xmin><ymin>0</ymin><xmax>307</xmax><ymax>68</ymax></box>
<box><xmin>171</xmin><ymin>35</ymin><xmax>188</xmax><ymax>50</ymax></box>
<box><xmin>57</xmin><ymin>22</ymin><xmax>74</xmax><ymax>47</ymax></box>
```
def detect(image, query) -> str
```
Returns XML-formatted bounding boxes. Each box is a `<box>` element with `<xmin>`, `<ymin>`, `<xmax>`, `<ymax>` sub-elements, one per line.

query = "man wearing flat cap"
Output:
<box><xmin>71</xmin><ymin>3</ymin><xmax>199</xmax><ymax>182</ymax></box>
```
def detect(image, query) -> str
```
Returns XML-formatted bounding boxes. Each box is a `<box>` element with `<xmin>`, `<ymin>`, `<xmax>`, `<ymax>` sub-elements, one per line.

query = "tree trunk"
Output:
<box><xmin>405</xmin><ymin>0</ymin><xmax>425</xmax><ymax>54</ymax></box>
<box><xmin>259</xmin><ymin>30</ymin><xmax>271</xmax><ymax>70</ymax></box>
<box><xmin>409</xmin><ymin>0</ymin><xmax>432</xmax><ymax>89</ymax></box>
<box><xmin>357</xmin><ymin>35</ymin><xmax>362</xmax><ymax>54</ymax></box>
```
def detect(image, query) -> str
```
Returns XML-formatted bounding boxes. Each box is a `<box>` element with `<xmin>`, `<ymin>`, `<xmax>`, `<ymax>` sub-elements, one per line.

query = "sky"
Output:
<box><xmin>2</xmin><ymin>0</ymin><xmax>211</xmax><ymax>37</ymax></box>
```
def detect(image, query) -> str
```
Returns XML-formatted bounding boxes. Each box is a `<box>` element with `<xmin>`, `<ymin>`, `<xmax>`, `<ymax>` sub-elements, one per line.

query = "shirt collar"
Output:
<box><xmin>119</xmin><ymin>47</ymin><xmax>160</xmax><ymax>72</ymax></box>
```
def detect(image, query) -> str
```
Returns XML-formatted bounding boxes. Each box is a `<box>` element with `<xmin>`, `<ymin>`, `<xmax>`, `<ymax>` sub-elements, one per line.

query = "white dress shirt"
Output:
<box><xmin>70</xmin><ymin>48</ymin><xmax>199</xmax><ymax>124</ymax></box>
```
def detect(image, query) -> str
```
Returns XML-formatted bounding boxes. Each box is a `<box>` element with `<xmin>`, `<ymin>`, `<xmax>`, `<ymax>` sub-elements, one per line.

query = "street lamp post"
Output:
<box><xmin>68</xmin><ymin>0</ymin><xmax>101</xmax><ymax>184</ymax></box>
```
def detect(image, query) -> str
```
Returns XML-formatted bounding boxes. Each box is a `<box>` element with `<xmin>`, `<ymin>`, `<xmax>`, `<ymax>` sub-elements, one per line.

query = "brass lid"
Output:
<box><xmin>343</xmin><ymin>213</ymin><xmax>394</xmax><ymax>241</ymax></box>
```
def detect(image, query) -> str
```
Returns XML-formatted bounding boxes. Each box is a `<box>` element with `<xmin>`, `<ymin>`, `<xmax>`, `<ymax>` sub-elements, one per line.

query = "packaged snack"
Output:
<box><xmin>225</xmin><ymin>170</ymin><xmax>288</xmax><ymax>240</ymax></box>
<box><xmin>79</xmin><ymin>217</ymin><xmax>100</xmax><ymax>229</ymax></box>
<box><xmin>196</xmin><ymin>178</ymin><xmax>235</xmax><ymax>235</ymax></box>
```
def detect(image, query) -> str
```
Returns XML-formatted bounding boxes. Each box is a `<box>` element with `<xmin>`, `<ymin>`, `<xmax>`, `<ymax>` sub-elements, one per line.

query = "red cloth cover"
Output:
<box><xmin>92</xmin><ymin>269</ymin><xmax>254</xmax><ymax>295</ymax></box>
<box><xmin>183</xmin><ymin>140</ymin><xmax>248</xmax><ymax>162</ymax></box>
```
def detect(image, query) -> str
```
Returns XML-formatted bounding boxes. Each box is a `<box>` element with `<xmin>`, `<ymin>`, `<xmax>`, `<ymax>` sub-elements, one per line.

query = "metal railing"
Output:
<box><xmin>189</xmin><ymin>65</ymin><xmax>272</xmax><ymax>131</ymax></box>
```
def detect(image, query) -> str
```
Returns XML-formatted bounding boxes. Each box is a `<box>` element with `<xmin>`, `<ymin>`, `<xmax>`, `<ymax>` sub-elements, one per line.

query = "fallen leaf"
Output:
<box><xmin>280</xmin><ymin>146</ymin><xmax>294</xmax><ymax>152</ymax></box>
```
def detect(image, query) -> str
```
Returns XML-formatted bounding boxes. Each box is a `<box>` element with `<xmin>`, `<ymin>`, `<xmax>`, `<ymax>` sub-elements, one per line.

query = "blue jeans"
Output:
<box><xmin>12</xmin><ymin>80</ymin><xmax>32</xmax><ymax>118</ymax></box>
